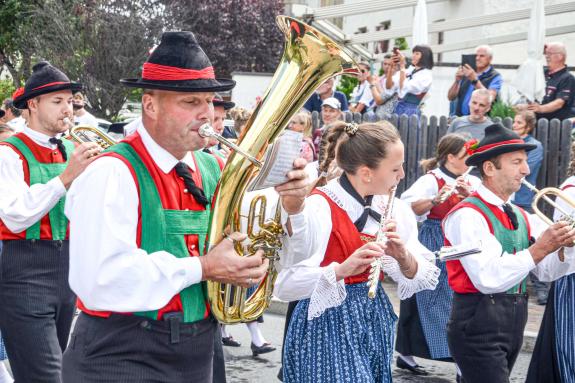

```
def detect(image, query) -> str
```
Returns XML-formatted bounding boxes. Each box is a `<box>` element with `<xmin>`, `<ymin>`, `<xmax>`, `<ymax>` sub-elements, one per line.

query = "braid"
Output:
<box><xmin>314</xmin><ymin>122</ymin><xmax>347</xmax><ymax>187</ymax></box>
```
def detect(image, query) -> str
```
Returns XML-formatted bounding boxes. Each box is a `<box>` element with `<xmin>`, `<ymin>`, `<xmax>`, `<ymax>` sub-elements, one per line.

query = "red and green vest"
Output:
<box><xmin>77</xmin><ymin>132</ymin><xmax>220</xmax><ymax>323</ymax></box>
<box><xmin>0</xmin><ymin>133</ymin><xmax>73</xmax><ymax>240</ymax></box>
<box><xmin>445</xmin><ymin>192</ymin><xmax>531</xmax><ymax>294</ymax></box>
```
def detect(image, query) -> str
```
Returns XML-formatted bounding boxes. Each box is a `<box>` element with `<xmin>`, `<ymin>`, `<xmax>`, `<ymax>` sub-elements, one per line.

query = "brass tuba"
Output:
<box><xmin>205</xmin><ymin>15</ymin><xmax>359</xmax><ymax>324</ymax></box>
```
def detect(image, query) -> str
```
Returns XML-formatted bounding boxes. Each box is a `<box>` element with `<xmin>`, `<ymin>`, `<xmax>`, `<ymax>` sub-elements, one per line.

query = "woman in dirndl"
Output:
<box><xmin>396</xmin><ymin>134</ymin><xmax>480</xmax><ymax>378</ymax></box>
<box><xmin>275</xmin><ymin>121</ymin><xmax>440</xmax><ymax>383</ymax></box>
<box><xmin>526</xmin><ymin>141</ymin><xmax>575</xmax><ymax>383</ymax></box>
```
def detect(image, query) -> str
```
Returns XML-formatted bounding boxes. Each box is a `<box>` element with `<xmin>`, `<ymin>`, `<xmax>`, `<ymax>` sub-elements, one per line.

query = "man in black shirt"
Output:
<box><xmin>521</xmin><ymin>42</ymin><xmax>574</xmax><ymax>121</ymax></box>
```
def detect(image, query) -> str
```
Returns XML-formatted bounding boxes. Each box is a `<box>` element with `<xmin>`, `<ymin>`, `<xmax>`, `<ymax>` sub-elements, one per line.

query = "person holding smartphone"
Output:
<box><xmin>448</xmin><ymin>45</ymin><xmax>502</xmax><ymax>117</ymax></box>
<box><xmin>385</xmin><ymin>45</ymin><xmax>433</xmax><ymax>117</ymax></box>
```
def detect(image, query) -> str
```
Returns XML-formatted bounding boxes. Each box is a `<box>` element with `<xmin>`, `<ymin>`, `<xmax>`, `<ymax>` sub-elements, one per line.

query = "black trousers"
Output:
<box><xmin>0</xmin><ymin>239</ymin><xmax>76</xmax><ymax>383</ymax></box>
<box><xmin>63</xmin><ymin>312</ymin><xmax>217</xmax><ymax>382</ymax></box>
<box><xmin>212</xmin><ymin>324</ymin><xmax>227</xmax><ymax>383</ymax></box>
<box><xmin>447</xmin><ymin>293</ymin><xmax>528</xmax><ymax>383</ymax></box>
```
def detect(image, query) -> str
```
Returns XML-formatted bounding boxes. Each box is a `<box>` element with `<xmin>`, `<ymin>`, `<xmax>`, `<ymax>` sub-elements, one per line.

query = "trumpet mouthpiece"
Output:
<box><xmin>198</xmin><ymin>123</ymin><xmax>213</xmax><ymax>138</ymax></box>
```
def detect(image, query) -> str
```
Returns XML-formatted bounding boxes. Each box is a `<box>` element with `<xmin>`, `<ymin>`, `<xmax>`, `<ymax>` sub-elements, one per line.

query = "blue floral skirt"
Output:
<box><xmin>555</xmin><ymin>274</ymin><xmax>575</xmax><ymax>382</ymax></box>
<box><xmin>283</xmin><ymin>283</ymin><xmax>397</xmax><ymax>383</ymax></box>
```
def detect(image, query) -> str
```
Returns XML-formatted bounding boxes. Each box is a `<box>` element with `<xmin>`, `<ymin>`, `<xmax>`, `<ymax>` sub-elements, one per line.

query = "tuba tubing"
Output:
<box><xmin>205</xmin><ymin>15</ymin><xmax>359</xmax><ymax>324</ymax></box>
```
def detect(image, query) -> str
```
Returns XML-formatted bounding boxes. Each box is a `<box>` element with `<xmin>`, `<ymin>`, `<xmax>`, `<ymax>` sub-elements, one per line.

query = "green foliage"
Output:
<box><xmin>336</xmin><ymin>75</ymin><xmax>359</xmax><ymax>100</ymax></box>
<box><xmin>394</xmin><ymin>37</ymin><xmax>409</xmax><ymax>50</ymax></box>
<box><xmin>0</xmin><ymin>79</ymin><xmax>15</xmax><ymax>102</ymax></box>
<box><xmin>489</xmin><ymin>99</ymin><xmax>516</xmax><ymax>119</ymax></box>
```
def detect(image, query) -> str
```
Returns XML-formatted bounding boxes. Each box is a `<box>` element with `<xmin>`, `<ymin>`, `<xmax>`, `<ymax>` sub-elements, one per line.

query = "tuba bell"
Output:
<box><xmin>205</xmin><ymin>15</ymin><xmax>359</xmax><ymax>324</ymax></box>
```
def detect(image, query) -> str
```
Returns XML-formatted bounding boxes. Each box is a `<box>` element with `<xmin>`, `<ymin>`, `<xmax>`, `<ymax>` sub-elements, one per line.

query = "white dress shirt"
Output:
<box><xmin>389</xmin><ymin>66</ymin><xmax>433</xmax><ymax>99</ymax></box>
<box><xmin>401</xmin><ymin>168</ymin><xmax>481</xmax><ymax>221</ymax></box>
<box><xmin>0</xmin><ymin>127</ymin><xmax>66</xmax><ymax>233</ymax></box>
<box><xmin>443</xmin><ymin>184</ymin><xmax>575</xmax><ymax>294</ymax></box>
<box><xmin>274</xmin><ymin>178</ymin><xmax>440</xmax><ymax>319</ymax></box>
<box><xmin>65</xmin><ymin>121</ymin><xmax>202</xmax><ymax>313</ymax></box>
<box><xmin>6</xmin><ymin>116</ymin><xmax>27</xmax><ymax>133</ymax></box>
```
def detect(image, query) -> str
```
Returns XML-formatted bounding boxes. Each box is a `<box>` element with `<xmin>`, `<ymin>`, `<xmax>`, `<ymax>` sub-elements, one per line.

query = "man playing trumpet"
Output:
<box><xmin>0</xmin><ymin>61</ymin><xmax>99</xmax><ymax>382</ymax></box>
<box><xmin>443</xmin><ymin>122</ymin><xmax>575</xmax><ymax>383</ymax></box>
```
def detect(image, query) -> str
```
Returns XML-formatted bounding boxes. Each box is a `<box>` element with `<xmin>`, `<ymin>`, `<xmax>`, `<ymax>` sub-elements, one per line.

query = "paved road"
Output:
<box><xmin>224</xmin><ymin>313</ymin><xmax>532</xmax><ymax>383</ymax></box>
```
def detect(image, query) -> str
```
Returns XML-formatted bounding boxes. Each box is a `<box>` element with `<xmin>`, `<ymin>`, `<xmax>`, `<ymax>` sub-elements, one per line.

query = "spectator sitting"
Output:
<box><xmin>511</xmin><ymin>107</ymin><xmax>543</xmax><ymax>212</ymax></box>
<box><xmin>1</xmin><ymin>98</ymin><xmax>26</xmax><ymax>133</ymax></box>
<box><xmin>349</xmin><ymin>62</ymin><xmax>374</xmax><ymax>114</ymax></box>
<box><xmin>447</xmin><ymin>45</ymin><xmax>502</xmax><ymax>117</ymax></box>
<box><xmin>72</xmin><ymin>91</ymin><xmax>98</xmax><ymax>127</ymax></box>
<box><xmin>288</xmin><ymin>111</ymin><xmax>315</xmax><ymax>162</ymax></box>
<box><xmin>368</xmin><ymin>54</ymin><xmax>399</xmax><ymax>118</ymax></box>
<box><xmin>303</xmin><ymin>77</ymin><xmax>348</xmax><ymax>113</ymax></box>
<box><xmin>312</xmin><ymin>97</ymin><xmax>342</xmax><ymax>153</ymax></box>
<box><xmin>518</xmin><ymin>42</ymin><xmax>575</xmax><ymax>121</ymax></box>
<box><xmin>446</xmin><ymin>89</ymin><xmax>493</xmax><ymax>140</ymax></box>
<box><xmin>386</xmin><ymin>45</ymin><xmax>434</xmax><ymax>117</ymax></box>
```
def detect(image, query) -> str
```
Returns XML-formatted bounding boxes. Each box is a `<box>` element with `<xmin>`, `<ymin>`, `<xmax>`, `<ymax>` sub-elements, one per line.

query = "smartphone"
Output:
<box><xmin>461</xmin><ymin>54</ymin><xmax>477</xmax><ymax>72</ymax></box>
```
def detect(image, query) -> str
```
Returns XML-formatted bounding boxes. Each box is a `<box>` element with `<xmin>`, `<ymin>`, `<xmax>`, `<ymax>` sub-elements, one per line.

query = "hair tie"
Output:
<box><xmin>344</xmin><ymin>122</ymin><xmax>359</xmax><ymax>136</ymax></box>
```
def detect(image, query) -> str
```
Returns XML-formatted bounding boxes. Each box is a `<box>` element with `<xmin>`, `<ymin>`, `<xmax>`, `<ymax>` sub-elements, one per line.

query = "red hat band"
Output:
<box><xmin>472</xmin><ymin>139</ymin><xmax>526</xmax><ymax>155</ymax></box>
<box><xmin>142</xmin><ymin>62</ymin><xmax>215</xmax><ymax>81</ymax></box>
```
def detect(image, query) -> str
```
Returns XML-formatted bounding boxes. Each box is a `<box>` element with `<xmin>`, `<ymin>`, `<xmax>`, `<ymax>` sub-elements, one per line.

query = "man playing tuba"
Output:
<box><xmin>62</xmin><ymin>31</ymin><xmax>309</xmax><ymax>382</ymax></box>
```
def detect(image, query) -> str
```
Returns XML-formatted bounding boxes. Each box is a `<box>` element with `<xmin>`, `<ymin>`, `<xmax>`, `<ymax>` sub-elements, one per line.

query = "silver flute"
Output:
<box><xmin>437</xmin><ymin>166</ymin><xmax>474</xmax><ymax>203</ymax></box>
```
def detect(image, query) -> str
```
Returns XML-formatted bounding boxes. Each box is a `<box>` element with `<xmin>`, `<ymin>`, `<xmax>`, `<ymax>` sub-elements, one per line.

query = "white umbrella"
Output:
<box><xmin>412</xmin><ymin>0</ymin><xmax>428</xmax><ymax>46</ymax></box>
<box><xmin>511</xmin><ymin>0</ymin><xmax>546</xmax><ymax>102</ymax></box>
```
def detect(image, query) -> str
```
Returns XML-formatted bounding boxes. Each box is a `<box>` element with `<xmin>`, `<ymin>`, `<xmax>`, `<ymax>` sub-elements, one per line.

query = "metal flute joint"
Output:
<box><xmin>198</xmin><ymin>124</ymin><xmax>262</xmax><ymax>167</ymax></box>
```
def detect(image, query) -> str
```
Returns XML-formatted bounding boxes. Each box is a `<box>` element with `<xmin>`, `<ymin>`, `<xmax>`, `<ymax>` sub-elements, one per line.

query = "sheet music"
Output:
<box><xmin>248</xmin><ymin>130</ymin><xmax>303</xmax><ymax>191</ymax></box>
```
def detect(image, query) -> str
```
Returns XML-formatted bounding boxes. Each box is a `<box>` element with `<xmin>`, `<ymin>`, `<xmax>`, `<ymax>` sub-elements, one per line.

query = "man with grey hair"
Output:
<box><xmin>519</xmin><ymin>42</ymin><xmax>574</xmax><ymax>121</ymax></box>
<box><xmin>447</xmin><ymin>89</ymin><xmax>493</xmax><ymax>140</ymax></box>
<box><xmin>448</xmin><ymin>45</ymin><xmax>503</xmax><ymax>117</ymax></box>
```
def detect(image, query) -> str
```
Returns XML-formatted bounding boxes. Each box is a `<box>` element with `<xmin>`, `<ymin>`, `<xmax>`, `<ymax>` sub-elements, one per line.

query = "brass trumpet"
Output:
<box><xmin>521</xmin><ymin>179</ymin><xmax>575</xmax><ymax>226</ymax></box>
<box><xmin>63</xmin><ymin>117</ymin><xmax>116</xmax><ymax>149</ymax></box>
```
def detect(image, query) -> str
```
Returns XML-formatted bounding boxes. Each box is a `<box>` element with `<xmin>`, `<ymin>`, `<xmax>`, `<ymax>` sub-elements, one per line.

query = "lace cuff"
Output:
<box><xmin>382</xmin><ymin>254</ymin><xmax>440</xmax><ymax>300</ymax></box>
<box><xmin>307</xmin><ymin>263</ymin><xmax>347</xmax><ymax>320</ymax></box>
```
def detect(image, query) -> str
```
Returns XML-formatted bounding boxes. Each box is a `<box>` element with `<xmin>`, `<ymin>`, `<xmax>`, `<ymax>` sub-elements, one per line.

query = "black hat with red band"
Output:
<box><xmin>120</xmin><ymin>31</ymin><xmax>235</xmax><ymax>92</ymax></box>
<box><xmin>13</xmin><ymin>62</ymin><xmax>83</xmax><ymax>109</ymax></box>
<box><xmin>465</xmin><ymin>122</ymin><xmax>537</xmax><ymax>167</ymax></box>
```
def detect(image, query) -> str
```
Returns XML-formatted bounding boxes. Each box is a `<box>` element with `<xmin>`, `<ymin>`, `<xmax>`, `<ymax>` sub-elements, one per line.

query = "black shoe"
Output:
<box><xmin>251</xmin><ymin>342</ymin><xmax>276</xmax><ymax>356</ymax></box>
<box><xmin>396</xmin><ymin>356</ymin><xmax>428</xmax><ymax>376</ymax></box>
<box><xmin>277</xmin><ymin>367</ymin><xmax>283</xmax><ymax>381</ymax></box>
<box><xmin>222</xmin><ymin>336</ymin><xmax>241</xmax><ymax>347</ymax></box>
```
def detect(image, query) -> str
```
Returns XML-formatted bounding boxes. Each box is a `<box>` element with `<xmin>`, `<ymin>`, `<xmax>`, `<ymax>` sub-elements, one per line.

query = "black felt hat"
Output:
<box><xmin>465</xmin><ymin>123</ymin><xmax>537</xmax><ymax>166</ymax></box>
<box><xmin>120</xmin><ymin>31</ymin><xmax>235</xmax><ymax>92</ymax></box>
<box><xmin>13</xmin><ymin>62</ymin><xmax>82</xmax><ymax>109</ymax></box>
<box><xmin>213</xmin><ymin>94</ymin><xmax>235</xmax><ymax>110</ymax></box>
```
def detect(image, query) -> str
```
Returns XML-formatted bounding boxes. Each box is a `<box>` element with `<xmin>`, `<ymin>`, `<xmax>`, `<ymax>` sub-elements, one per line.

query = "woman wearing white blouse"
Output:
<box><xmin>386</xmin><ymin>45</ymin><xmax>433</xmax><ymax>117</ymax></box>
<box><xmin>397</xmin><ymin>134</ymin><xmax>480</xmax><ymax>377</ymax></box>
<box><xmin>275</xmin><ymin>121</ymin><xmax>439</xmax><ymax>383</ymax></box>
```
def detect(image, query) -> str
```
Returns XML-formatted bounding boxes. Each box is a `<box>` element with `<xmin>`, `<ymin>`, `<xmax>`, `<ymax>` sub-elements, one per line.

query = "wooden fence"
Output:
<box><xmin>311</xmin><ymin>112</ymin><xmax>574</xmax><ymax>198</ymax></box>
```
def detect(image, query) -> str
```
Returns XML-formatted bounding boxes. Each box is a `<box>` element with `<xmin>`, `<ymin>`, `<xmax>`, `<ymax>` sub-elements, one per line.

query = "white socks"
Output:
<box><xmin>0</xmin><ymin>362</ymin><xmax>13</xmax><ymax>383</ymax></box>
<box><xmin>246</xmin><ymin>322</ymin><xmax>266</xmax><ymax>347</ymax></box>
<box><xmin>220</xmin><ymin>325</ymin><xmax>229</xmax><ymax>338</ymax></box>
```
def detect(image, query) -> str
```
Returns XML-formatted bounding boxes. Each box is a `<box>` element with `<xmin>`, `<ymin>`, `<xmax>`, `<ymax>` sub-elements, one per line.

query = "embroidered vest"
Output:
<box><xmin>78</xmin><ymin>133</ymin><xmax>220</xmax><ymax>323</ymax></box>
<box><xmin>445</xmin><ymin>193</ymin><xmax>530</xmax><ymax>294</ymax></box>
<box><xmin>0</xmin><ymin>134</ymin><xmax>73</xmax><ymax>240</ymax></box>
<box><xmin>312</xmin><ymin>189</ymin><xmax>383</xmax><ymax>285</ymax></box>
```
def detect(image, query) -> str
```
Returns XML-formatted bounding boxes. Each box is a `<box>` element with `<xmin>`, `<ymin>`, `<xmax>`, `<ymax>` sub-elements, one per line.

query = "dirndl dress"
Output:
<box><xmin>526</xmin><ymin>273</ymin><xmax>575</xmax><ymax>382</ymax></box>
<box><xmin>396</xmin><ymin>219</ymin><xmax>453</xmax><ymax>360</ymax></box>
<box><xmin>283</xmin><ymin>283</ymin><xmax>397</xmax><ymax>383</ymax></box>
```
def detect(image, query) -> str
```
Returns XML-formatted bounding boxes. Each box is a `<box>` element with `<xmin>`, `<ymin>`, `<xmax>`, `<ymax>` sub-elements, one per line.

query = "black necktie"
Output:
<box><xmin>339</xmin><ymin>173</ymin><xmax>381</xmax><ymax>231</ymax></box>
<box><xmin>502</xmin><ymin>203</ymin><xmax>518</xmax><ymax>230</ymax></box>
<box><xmin>48</xmin><ymin>137</ymin><xmax>67</xmax><ymax>161</ymax></box>
<box><xmin>174</xmin><ymin>162</ymin><xmax>209</xmax><ymax>207</ymax></box>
